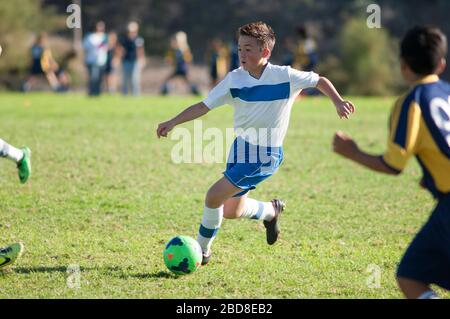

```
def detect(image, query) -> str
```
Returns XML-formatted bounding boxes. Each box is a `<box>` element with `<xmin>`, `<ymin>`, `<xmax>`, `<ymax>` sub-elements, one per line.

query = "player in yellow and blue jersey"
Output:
<box><xmin>333</xmin><ymin>26</ymin><xmax>450</xmax><ymax>299</ymax></box>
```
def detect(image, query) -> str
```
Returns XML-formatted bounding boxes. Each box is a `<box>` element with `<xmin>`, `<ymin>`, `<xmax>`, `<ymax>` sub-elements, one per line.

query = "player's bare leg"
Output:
<box><xmin>198</xmin><ymin>177</ymin><xmax>242</xmax><ymax>265</ymax></box>
<box><xmin>223</xmin><ymin>194</ymin><xmax>248</xmax><ymax>219</ymax></box>
<box><xmin>205</xmin><ymin>177</ymin><xmax>243</xmax><ymax>209</ymax></box>
<box><xmin>397</xmin><ymin>277</ymin><xmax>438</xmax><ymax>299</ymax></box>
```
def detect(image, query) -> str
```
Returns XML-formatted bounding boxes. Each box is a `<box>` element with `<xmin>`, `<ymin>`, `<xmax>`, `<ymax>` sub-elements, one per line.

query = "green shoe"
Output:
<box><xmin>17</xmin><ymin>147</ymin><xmax>31</xmax><ymax>184</ymax></box>
<box><xmin>0</xmin><ymin>243</ymin><xmax>24</xmax><ymax>270</ymax></box>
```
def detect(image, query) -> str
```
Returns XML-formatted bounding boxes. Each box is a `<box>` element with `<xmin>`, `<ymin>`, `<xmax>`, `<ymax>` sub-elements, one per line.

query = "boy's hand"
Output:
<box><xmin>333</xmin><ymin>131</ymin><xmax>358</xmax><ymax>158</ymax></box>
<box><xmin>335</xmin><ymin>100</ymin><xmax>355</xmax><ymax>119</ymax></box>
<box><xmin>157</xmin><ymin>120</ymin><xmax>176</xmax><ymax>138</ymax></box>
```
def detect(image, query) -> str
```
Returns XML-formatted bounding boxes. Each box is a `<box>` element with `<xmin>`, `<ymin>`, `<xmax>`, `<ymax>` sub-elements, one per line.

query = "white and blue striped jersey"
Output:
<box><xmin>203</xmin><ymin>63</ymin><xmax>319</xmax><ymax>147</ymax></box>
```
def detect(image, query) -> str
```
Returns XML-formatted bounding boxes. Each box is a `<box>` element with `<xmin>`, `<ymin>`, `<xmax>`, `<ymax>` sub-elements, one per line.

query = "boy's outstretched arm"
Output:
<box><xmin>333</xmin><ymin>131</ymin><xmax>399</xmax><ymax>175</ymax></box>
<box><xmin>316</xmin><ymin>77</ymin><xmax>355</xmax><ymax>119</ymax></box>
<box><xmin>157</xmin><ymin>102</ymin><xmax>210</xmax><ymax>138</ymax></box>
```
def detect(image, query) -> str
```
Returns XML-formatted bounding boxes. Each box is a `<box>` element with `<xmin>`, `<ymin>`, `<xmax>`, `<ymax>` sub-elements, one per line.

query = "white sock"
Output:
<box><xmin>417</xmin><ymin>290</ymin><xmax>439</xmax><ymax>299</ymax></box>
<box><xmin>197</xmin><ymin>205</ymin><xmax>223</xmax><ymax>254</ymax></box>
<box><xmin>0</xmin><ymin>139</ymin><xmax>23</xmax><ymax>163</ymax></box>
<box><xmin>239</xmin><ymin>198</ymin><xmax>275</xmax><ymax>221</ymax></box>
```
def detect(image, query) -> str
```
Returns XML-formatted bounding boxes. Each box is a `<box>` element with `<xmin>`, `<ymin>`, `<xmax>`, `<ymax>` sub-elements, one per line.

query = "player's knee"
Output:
<box><xmin>396</xmin><ymin>276</ymin><xmax>413</xmax><ymax>298</ymax></box>
<box><xmin>397</xmin><ymin>276</ymin><xmax>416</xmax><ymax>287</ymax></box>
<box><xmin>396</xmin><ymin>276</ymin><xmax>430</xmax><ymax>299</ymax></box>
<box><xmin>205</xmin><ymin>189</ymin><xmax>223</xmax><ymax>208</ymax></box>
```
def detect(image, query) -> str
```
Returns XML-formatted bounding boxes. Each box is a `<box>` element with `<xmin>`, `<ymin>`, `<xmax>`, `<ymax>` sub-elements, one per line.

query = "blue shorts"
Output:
<box><xmin>223</xmin><ymin>137</ymin><xmax>283</xmax><ymax>197</ymax></box>
<box><xmin>397</xmin><ymin>194</ymin><xmax>450</xmax><ymax>290</ymax></box>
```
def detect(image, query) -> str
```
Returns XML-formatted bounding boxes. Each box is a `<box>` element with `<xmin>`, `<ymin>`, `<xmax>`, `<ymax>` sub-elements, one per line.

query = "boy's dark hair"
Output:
<box><xmin>238</xmin><ymin>22</ymin><xmax>276</xmax><ymax>51</ymax></box>
<box><xmin>400</xmin><ymin>26</ymin><xmax>447</xmax><ymax>75</ymax></box>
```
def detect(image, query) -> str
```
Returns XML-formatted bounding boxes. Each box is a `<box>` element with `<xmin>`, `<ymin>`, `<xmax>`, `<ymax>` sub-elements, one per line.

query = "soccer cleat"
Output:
<box><xmin>17</xmin><ymin>147</ymin><xmax>31</xmax><ymax>184</ymax></box>
<box><xmin>201</xmin><ymin>251</ymin><xmax>212</xmax><ymax>266</ymax></box>
<box><xmin>263</xmin><ymin>199</ymin><xmax>286</xmax><ymax>245</ymax></box>
<box><xmin>0</xmin><ymin>242</ymin><xmax>24</xmax><ymax>270</ymax></box>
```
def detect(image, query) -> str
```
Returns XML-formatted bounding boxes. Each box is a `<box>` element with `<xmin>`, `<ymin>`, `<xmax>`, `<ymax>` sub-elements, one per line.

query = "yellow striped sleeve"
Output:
<box><xmin>383</xmin><ymin>97</ymin><xmax>422</xmax><ymax>172</ymax></box>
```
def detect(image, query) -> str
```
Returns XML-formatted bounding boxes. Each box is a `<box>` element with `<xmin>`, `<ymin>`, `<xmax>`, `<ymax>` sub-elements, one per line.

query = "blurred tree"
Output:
<box><xmin>343</xmin><ymin>18</ymin><xmax>397</xmax><ymax>95</ymax></box>
<box><xmin>0</xmin><ymin>0</ymin><xmax>63</xmax><ymax>88</ymax></box>
<box><xmin>320</xmin><ymin>17</ymin><xmax>402</xmax><ymax>95</ymax></box>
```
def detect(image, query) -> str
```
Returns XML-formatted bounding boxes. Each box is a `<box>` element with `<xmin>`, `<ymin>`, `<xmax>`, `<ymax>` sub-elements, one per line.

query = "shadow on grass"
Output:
<box><xmin>5</xmin><ymin>266</ymin><xmax>179</xmax><ymax>280</ymax></box>
<box><xmin>12</xmin><ymin>265</ymin><xmax>101</xmax><ymax>274</ymax></box>
<box><xmin>96</xmin><ymin>267</ymin><xmax>179</xmax><ymax>280</ymax></box>
<box><xmin>13</xmin><ymin>266</ymin><xmax>71</xmax><ymax>274</ymax></box>
<box><xmin>125</xmin><ymin>270</ymin><xmax>179</xmax><ymax>279</ymax></box>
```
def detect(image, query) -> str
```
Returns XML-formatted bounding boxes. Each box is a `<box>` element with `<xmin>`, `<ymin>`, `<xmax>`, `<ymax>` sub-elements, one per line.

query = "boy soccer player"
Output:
<box><xmin>333</xmin><ymin>26</ymin><xmax>450</xmax><ymax>299</ymax></box>
<box><xmin>157</xmin><ymin>22</ymin><xmax>355</xmax><ymax>265</ymax></box>
<box><xmin>0</xmin><ymin>45</ymin><xmax>28</xmax><ymax>270</ymax></box>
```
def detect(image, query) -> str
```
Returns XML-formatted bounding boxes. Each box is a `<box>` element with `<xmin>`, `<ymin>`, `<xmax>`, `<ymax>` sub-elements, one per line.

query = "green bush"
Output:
<box><xmin>319</xmin><ymin>17</ymin><xmax>403</xmax><ymax>96</ymax></box>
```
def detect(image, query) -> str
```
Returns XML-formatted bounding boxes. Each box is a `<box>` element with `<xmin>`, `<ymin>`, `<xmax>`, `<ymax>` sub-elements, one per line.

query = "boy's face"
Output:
<box><xmin>238</xmin><ymin>35</ymin><xmax>270</xmax><ymax>73</ymax></box>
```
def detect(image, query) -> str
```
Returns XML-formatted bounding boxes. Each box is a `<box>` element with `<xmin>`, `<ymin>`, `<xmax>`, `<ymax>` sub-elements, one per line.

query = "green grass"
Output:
<box><xmin>0</xmin><ymin>93</ymin><xmax>447</xmax><ymax>298</ymax></box>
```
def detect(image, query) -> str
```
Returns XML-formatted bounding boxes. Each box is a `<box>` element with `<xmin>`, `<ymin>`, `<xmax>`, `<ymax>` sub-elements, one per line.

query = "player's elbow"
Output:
<box><xmin>378</xmin><ymin>156</ymin><xmax>402</xmax><ymax>175</ymax></box>
<box><xmin>381</xmin><ymin>161</ymin><xmax>402</xmax><ymax>175</ymax></box>
<box><xmin>386</xmin><ymin>168</ymin><xmax>402</xmax><ymax>176</ymax></box>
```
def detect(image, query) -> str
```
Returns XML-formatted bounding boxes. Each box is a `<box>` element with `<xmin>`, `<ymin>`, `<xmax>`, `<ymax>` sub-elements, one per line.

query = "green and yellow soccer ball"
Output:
<box><xmin>163</xmin><ymin>235</ymin><xmax>202</xmax><ymax>275</ymax></box>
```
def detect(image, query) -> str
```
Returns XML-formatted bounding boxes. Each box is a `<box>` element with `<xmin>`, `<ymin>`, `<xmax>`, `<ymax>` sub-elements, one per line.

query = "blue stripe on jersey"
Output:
<box><xmin>393</xmin><ymin>88</ymin><xmax>418</xmax><ymax>148</ymax></box>
<box><xmin>418</xmin><ymin>81</ymin><xmax>450</xmax><ymax>159</ymax></box>
<box><xmin>199</xmin><ymin>224</ymin><xmax>219</xmax><ymax>238</ymax></box>
<box><xmin>230</xmin><ymin>82</ymin><xmax>290</xmax><ymax>102</ymax></box>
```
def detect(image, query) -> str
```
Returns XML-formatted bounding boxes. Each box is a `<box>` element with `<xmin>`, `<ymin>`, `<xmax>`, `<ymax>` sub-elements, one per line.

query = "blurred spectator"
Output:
<box><xmin>160</xmin><ymin>31</ymin><xmax>199</xmax><ymax>95</ymax></box>
<box><xmin>208</xmin><ymin>38</ymin><xmax>228</xmax><ymax>88</ymax></box>
<box><xmin>281</xmin><ymin>36</ymin><xmax>295</xmax><ymax>66</ymax></box>
<box><xmin>228</xmin><ymin>41</ymin><xmax>240</xmax><ymax>71</ymax></box>
<box><xmin>293</xmin><ymin>26</ymin><xmax>318</xmax><ymax>72</ymax></box>
<box><xmin>104</xmin><ymin>31</ymin><xmax>120</xmax><ymax>94</ymax></box>
<box><xmin>22</xmin><ymin>32</ymin><xmax>60</xmax><ymax>92</ymax></box>
<box><xmin>294</xmin><ymin>26</ymin><xmax>319</xmax><ymax>96</ymax></box>
<box><xmin>119</xmin><ymin>21</ymin><xmax>145</xmax><ymax>96</ymax></box>
<box><xmin>53</xmin><ymin>49</ymin><xmax>77</xmax><ymax>92</ymax></box>
<box><xmin>83</xmin><ymin>21</ymin><xmax>108</xmax><ymax>96</ymax></box>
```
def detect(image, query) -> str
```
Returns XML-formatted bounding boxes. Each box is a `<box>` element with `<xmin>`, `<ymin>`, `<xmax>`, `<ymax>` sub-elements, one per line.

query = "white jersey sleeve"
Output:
<box><xmin>288</xmin><ymin>67</ymin><xmax>319</xmax><ymax>94</ymax></box>
<box><xmin>203</xmin><ymin>73</ymin><xmax>232</xmax><ymax>110</ymax></box>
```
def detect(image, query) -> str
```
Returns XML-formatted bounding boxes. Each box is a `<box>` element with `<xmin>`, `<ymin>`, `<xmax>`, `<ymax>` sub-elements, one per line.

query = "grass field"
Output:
<box><xmin>0</xmin><ymin>93</ymin><xmax>447</xmax><ymax>299</ymax></box>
